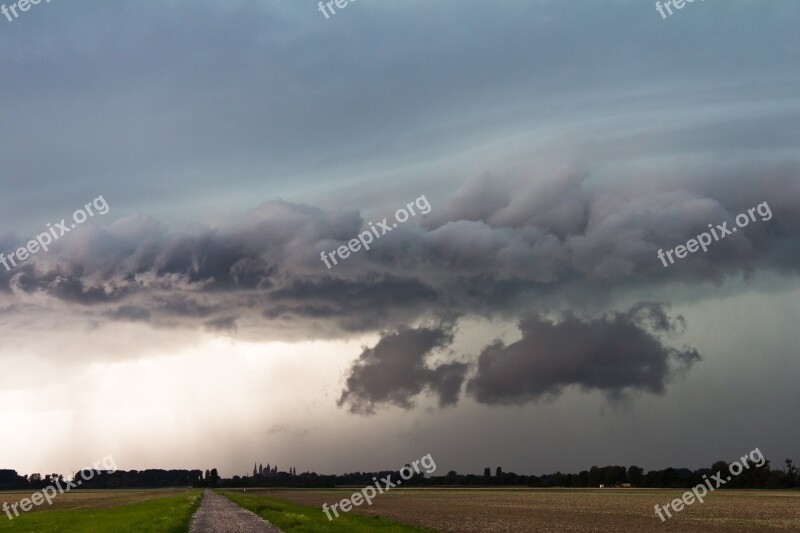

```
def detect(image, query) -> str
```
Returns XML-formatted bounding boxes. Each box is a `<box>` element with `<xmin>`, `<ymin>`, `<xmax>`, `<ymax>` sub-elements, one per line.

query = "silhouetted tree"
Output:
<box><xmin>208</xmin><ymin>468</ymin><xmax>220</xmax><ymax>488</ymax></box>
<box><xmin>627</xmin><ymin>466</ymin><xmax>644</xmax><ymax>486</ymax></box>
<box><xmin>588</xmin><ymin>466</ymin><xmax>601</xmax><ymax>486</ymax></box>
<box><xmin>784</xmin><ymin>459</ymin><xmax>798</xmax><ymax>487</ymax></box>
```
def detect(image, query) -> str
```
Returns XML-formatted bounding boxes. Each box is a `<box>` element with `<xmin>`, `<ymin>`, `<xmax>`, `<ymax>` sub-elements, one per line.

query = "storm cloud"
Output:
<box><xmin>1</xmin><ymin>163</ymin><xmax>798</xmax><ymax>342</ymax></box>
<box><xmin>0</xmin><ymin>0</ymin><xmax>798</xmax><ymax>477</ymax></box>
<box><xmin>338</xmin><ymin>303</ymin><xmax>699</xmax><ymax>412</ymax></box>
<box><xmin>466</xmin><ymin>303</ymin><xmax>700</xmax><ymax>405</ymax></box>
<box><xmin>337</xmin><ymin>325</ymin><xmax>468</xmax><ymax>414</ymax></box>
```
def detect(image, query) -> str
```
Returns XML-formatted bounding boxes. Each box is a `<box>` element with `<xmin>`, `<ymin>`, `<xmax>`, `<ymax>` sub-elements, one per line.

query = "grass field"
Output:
<box><xmin>0</xmin><ymin>489</ymin><xmax>201</xmax><ymax>532</ymax></box>
<box><xmin>259</xmin><ymin>487</ymin><xmax>800</xmax><ymax>532</ymax></box>
<box><xmin>218</xmin><ymin>490</ymin><xmax>438</xmax><ymax>532</ymax></box>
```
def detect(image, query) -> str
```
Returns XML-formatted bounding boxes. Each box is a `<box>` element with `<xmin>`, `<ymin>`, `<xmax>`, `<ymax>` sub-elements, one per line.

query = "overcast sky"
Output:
<box><xmin>1</xmin><ymin>0</ymin><xmax>798</xmax><ymax>478</ymax></box>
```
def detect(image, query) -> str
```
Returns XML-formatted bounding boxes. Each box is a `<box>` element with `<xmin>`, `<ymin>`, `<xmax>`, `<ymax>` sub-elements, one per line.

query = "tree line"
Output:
<box><xmin>0</xmin><ymin>469</ymin><xmax>205</xmax><ymax>490</ymax></box>
<box><xmin>220</xmin><ymin>457</ymin><xmax>800</xmax><ymax>489</ymax></box>
<box><xmin>1</xmin><ymin>458</ymin><xmax>798</xmax><ymax>490</ymax></box>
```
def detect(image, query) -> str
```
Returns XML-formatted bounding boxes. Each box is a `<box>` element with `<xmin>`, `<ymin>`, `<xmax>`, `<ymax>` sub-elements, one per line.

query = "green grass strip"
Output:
<box><xmin>0</xmin><ymin>490</ymin><xmax>202</xmax><ymax>533</ymax></box>
<box><xmin>219</xmin><ymin>490</ymin><xmax>439</xmax><ymax>533</ymax></box>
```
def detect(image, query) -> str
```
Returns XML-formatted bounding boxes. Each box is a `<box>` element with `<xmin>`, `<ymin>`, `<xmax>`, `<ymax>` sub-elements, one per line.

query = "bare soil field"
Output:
<box><xmin>260</xmin><ymin>487</ymin><xmax>800</xmax><ymax>532</ymax></box>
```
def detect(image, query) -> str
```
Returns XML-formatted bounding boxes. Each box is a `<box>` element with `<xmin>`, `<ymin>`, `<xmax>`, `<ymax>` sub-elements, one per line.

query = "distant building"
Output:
<box><xmin>252</xmin><ymin>461</ymin><xmax>297</xmax><ymax>478</ymax></box>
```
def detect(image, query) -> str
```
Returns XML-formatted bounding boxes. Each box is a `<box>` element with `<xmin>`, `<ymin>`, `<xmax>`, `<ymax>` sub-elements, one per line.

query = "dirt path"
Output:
<box><xmin>189</xmin><ymin>490</ymin><xmax>283</xmax><ymax>533</ymax></box>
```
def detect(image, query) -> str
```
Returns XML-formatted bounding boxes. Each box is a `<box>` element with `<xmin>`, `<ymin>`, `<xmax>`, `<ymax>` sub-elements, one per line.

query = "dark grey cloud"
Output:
<box><xmin>1</xmin><ymin>163</ymin><xmax>799</xmax><ymax>339</ymax></box>
<box><xmin>337</xmin><ymin>326</ymin><xmax>468</xmax><ymax>414</ymax></box>
<box><xmin>337</xmin><ymin>303</ymin><xmax>699</xmax><ymax>413</ymax></box>
<box><xmin>466</xmin><ymin>303</ymin><xmax>700</xmax><ymax>405</ymax></box>
<box><xmin>204</xmin><ymin>316</ymin><xmax>238</xmax><ymax>334</ymax></box>
<box><xmin>265</xmin><ymin>276</ymin><xmax>439</xmax><ymax>333</ymax></box>
<box><xmin>106</xmin><ymin>305</ymin><xmax>151</xmax><ymax>323</ymax></box>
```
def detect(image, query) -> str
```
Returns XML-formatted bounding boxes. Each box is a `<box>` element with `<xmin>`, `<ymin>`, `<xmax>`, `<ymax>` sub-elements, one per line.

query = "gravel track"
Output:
<box><xmin>189</xmin><ymin>490</ymin><xmax>283</xmax><ymax>533</ymax></box>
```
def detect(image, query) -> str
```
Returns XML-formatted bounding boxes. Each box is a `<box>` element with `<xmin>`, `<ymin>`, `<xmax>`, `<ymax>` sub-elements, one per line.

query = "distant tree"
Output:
<box><xmin>209</xmin><ymin>469</ymin><xmax>220</xmax><ymax>488</ymax></box>
<box><xmin>483</xmin><ymin>467</ymin><xmax>491</xmax><ymax>478</ymax></box>
<box><xmin>253</xmin><ymin>463</ymin><xmax>257</xmax><ymax>477</ymax></box>
<box><xmin>603</xmin><ymin>466</ymin><xmax>627</xmax><ymax>486</ymax></box>
<box><xmin>785</xmin><ymin>459</ymin><xmax>798</xmax><ymax>487</ymax></box>
<box><xmin>588</xmin><ymin>466</ymin><xmax>601</xmax><ymax>487</ymax></box>
<box><xmin>0</xmin><ymin>470</ymin><xmax>21</xmax><ymax>490</ymax></box>
<box><xmin>627</xmin><ymin>466</ymin><xmax>644</xmax><ymax>486</ymax></box>
<box><xmin>496</xmin><ymin>467</ymin><xmax>503</xmax><ymax>478</ymax></box>
<box><xmin>709</xmin><ymin>461</ymin><xmax>729</xmax><ymax>487</ymax></box>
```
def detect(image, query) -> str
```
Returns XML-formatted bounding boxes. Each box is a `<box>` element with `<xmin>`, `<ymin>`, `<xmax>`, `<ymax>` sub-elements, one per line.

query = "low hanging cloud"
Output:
<box><xmin>466</xmin><ymin>303</ymin><xmax>700</xmax><ymax>405</ymax></box>
<box><xmin>337</xmin><ymin>303</ymin><xmax>700</xmax><ymax>413</ymax></box>
<box><xmin>337</xmin><ymin>326</ymin><xmax>468</xmax><ymax>414</ymax></box>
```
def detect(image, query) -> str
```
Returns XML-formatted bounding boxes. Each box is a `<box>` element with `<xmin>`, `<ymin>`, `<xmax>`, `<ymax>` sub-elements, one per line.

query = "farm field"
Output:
<box><xmin>255</xmin><ymin>487</ymin><xmax>800</xmax><ymax>532</ymax></box>
<box><xmin>0</xmin><ymin>489</ymin><xmax>201</xmax><ymax>532</ymax></box>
